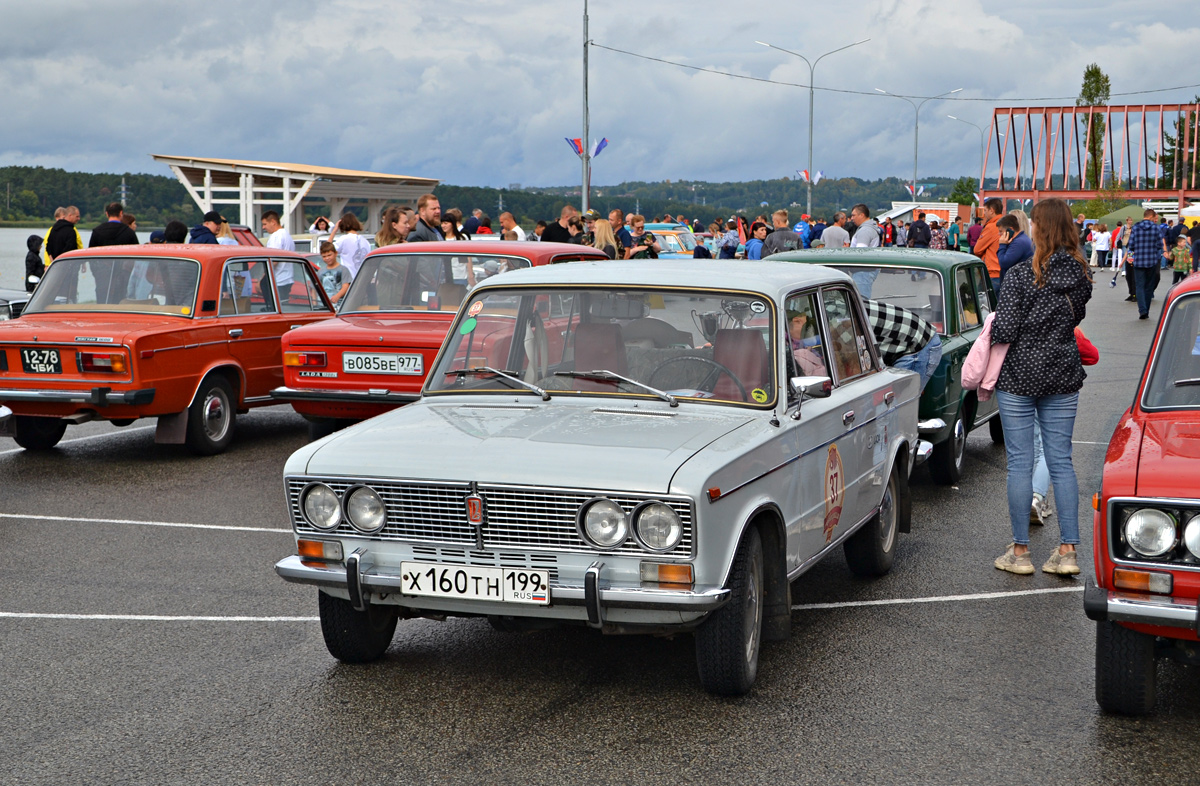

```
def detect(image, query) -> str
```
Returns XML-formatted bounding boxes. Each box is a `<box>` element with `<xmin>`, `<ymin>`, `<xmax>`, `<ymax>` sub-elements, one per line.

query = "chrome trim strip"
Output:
<box><xmin>270</xmin><ymin>386</ymin><xmax>420</xmax><ymax>404</ymax></box>
<box><xmin>1105</xmin><ymin>496</ymin><xmax>1200</xmax><ymax>574</ymax></box>
<box><xmin>0</xmin><ymin>386</ymin><xmax>154</xmax><ymax>405</ymax></box>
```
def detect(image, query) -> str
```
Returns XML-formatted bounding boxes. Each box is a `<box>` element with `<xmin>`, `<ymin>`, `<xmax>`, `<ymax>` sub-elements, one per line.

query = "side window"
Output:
<box><xmin>956</xmin><ymin>267</ymin><xmax>981</xmax><ymax>330</ymax></box>
<box><xmin>221</xmin><ymin>259</ymin><xmax>275</xmax><ymax>314</ymax></box>
<box><xmin>219</xmin><ymin>266</ymin><xmax>237</xmax><ymax>315</ymax></box>
<box><xmin>784</xmin><ymin>291</ymin><xmax>829</xmax><ymax>381</ymax></box>
<box><xmin>273</xmin><ymin>260</ymin><xmax>326</xmax><ymax>312</ymax></box>
<box><xmin>971</xmin><ymin>265</ymin><xmax>994</xmax><ymax>320</ymax></box>
<box><xmin>821</xmin><ymin>288</ymin><xmax>874</xmax><ymax>382</ymax></box>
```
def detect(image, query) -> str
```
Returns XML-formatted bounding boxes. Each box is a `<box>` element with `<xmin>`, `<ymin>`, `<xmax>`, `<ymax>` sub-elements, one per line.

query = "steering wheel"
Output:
<box><xmin>647</xmin><ymin>356</ymin><xmax>748</xmax><ymax>401</ymax></box>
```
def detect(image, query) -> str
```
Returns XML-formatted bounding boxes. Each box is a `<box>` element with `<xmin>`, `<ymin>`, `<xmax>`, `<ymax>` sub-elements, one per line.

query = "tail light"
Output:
<box><xmin>78</xmin><ymin>352</ymin><xmax>127</xmax><ymax>373</ymax></box>
<box><xmin>284</xmin><ymin>351</ymin><xmax>327</xmax><ymax>367</ymax></box>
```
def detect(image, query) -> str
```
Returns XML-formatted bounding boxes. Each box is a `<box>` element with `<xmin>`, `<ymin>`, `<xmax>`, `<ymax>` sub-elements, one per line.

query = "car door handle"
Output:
<box><xmin>290</xmin><ymin>324</ymin><xmax>302</xmax><ymax>330</ymax></box>
<box><xmin>228</xmin><ymin>328</ymin><xmax>243</xmax><ymax>338</ymax></box>
<box><xmin>842</xmin><ymin>410</ymin><xmax>855</xmax><ymax>426</ymax></box>
<box><xmin>884</xmin><ymin>391</ymin><xmax>895</xmax><ymax>406</ymax></box>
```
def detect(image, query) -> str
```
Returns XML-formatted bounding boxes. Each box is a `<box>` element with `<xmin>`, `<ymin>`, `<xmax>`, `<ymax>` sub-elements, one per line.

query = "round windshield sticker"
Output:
<box><xmin>459</xmin><ymin>317</ymin><xmax>478</xmax><ymax>335</ymax></box>
<box><xmin>751</xmin><ymin>388</ymin><xmax>768</xmax><ymax>403</ymax></box>
<box><xmin>180</xmin><ymin>307</ymin><xmax>191</xmax><ymax>315</ymax></box>
<box><xmin>467</xmin><ymin>301</ymin><xmax>483</xmax><ymax>317</ymax></box>
<box><xmin>750</xmin><ymin>300</ymin><xmax>766</xmax><ymax>314</ymax></box>
<box><xmin>823</xmin><ymin>444</ymin><xmax>845</xmax><ymax>544</ymax></box>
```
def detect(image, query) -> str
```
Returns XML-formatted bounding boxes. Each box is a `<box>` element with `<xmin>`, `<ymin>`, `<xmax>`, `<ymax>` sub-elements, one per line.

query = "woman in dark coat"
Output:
<box><xmin>990</xmin><ymin>198</ymin><xmax>1093</xmax><ymax>577</ymax></box>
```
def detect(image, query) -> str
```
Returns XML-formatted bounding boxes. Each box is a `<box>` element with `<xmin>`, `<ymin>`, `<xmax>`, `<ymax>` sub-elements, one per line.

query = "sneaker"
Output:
<box><xmin>1125</xmin><ymin>295</ymin><xmax>1136</xmax><ymax>301</ymax></box>
<box><xmin>995</xmin><ymin>543</ymin><xmax>1035</xmax><ymax>575</ymax></box>
<box><xmin>1029</xmin><ymin>493</ymin><xmax>1051</xmax><ymax>525</ymax></box>
<box><xmin>1042</xmin><ymin>548</ymin><xmax>1081</xmax><ymax>575</ymax></box>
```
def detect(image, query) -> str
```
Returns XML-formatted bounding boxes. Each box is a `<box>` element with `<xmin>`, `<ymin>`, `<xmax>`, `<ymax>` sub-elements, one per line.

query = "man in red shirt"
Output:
<box><xmin>972</xmin><ymin>198</ymin><xmax>1004</xmax><ymax>288</ymax></box>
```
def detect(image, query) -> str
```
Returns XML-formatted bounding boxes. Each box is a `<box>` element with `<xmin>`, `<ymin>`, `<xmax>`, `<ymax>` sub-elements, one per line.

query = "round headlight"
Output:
<box><xmin>302</xmin><ymin>483</ymin><xmax>341</xmax><ymax>530</ymax></box>
<box><xmin>1183</xmin><ymin>515</ymin><xmax>1200</xmax><ymax>560</ymax></box>
<box><xmin>1124</xmin><ymin>509</ymin><xmax>1177</xmax><ymax>557</ymax></box>
<box><xmin>635</xmin><ymin>502</ymin><xmax>683</xmax><ymax>551</ymax></box>
<box><xmin>345</xmin><ymin>486</ymin><xmax>387</xmax><ymax>533</ymax></box>
<box><xmin>581</xmin><ymin>499</ymin><xmax>628</xmax><ymax>548</ymax></box>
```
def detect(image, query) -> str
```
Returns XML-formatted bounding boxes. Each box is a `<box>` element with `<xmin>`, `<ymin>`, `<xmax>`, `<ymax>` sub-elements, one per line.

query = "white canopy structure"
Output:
<box><xmin>151</xmin><ymin>154</ymin><xmax>439</xmax><ymax>235</ymax></box>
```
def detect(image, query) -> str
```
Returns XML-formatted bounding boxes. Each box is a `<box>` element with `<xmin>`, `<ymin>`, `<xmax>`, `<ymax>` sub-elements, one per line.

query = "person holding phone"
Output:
<box><xmin>996</xmin><ymin>214</ymin><xmax>1033</xmax><ymax>288</ymax></box>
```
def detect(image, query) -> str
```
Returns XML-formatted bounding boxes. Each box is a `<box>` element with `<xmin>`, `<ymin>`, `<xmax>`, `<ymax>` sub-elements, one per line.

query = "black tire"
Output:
<box><xmin>12</xmin><ymin>416</ymin><xmax>67</xmax><ymax>451</ymax></box>
<box><xmin>185</xmin><ymin>375</ymin><xmax>236</xmax><ymax>456</ymax></box>
<box><xmin>109</xmin><ymin>418</ymin><xmax>135</xmax><ymax>427</ymax></box>
<box><xmin>928</xmin><ymin>408</ymin><xmax>966</xmax><ymax>485</ymax></box>
<box><xmin>318</xmin><ymin>591</ymin><xmax>398</xmax><ymax>664</ymax></box>
<box><xmin>844</xmin><ymin>463</ymin><xmax>899</xmax><ymax>576</ymax></box>
<box><xmin>1095</xmin><ymin>620</ymin><xmax>1157</xmax><ymax>715</ymax></box>
<box><xmin>307</xmin><ymin>418</ymin><xmax>337</xmax><ymax>442</ymax></box>
<box><xmin>988</xmin><ymin>415</ymin><xmax>1005</xmax><ymax>445</ymax></box>
<box><xmin>695</xmin><ymin>527</ymin><xmax>764</xmax><ymax>696</ymax></box>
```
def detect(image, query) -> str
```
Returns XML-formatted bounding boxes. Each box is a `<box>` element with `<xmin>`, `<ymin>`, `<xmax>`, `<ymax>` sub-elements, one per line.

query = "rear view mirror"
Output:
<box><xmin>27</xmin><ymin>275</ymin><xmax>40</xmax><ymax>285</ymax></box>
<box><xmin>589</xmin><ymin>296</ymin><xmax>647</xmax><ymax>320</ymax></box>
<box><xmin>790</xmin><ymin>376</ymin><xmax>832</xmax><ymax>399</ymax></box>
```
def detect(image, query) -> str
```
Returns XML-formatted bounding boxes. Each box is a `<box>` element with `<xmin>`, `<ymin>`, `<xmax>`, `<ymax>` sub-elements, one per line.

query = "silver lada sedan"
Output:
<box><xmin>275</xmin><ymin>260</ymin><xmax>923</xmax><ymax>694</ymax></box>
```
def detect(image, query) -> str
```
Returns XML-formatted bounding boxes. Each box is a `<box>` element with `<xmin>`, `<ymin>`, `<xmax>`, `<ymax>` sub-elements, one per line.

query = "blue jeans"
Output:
<box><xmin>892</xmin><ymin>334</ymin><xmax>943</xmax><ymax>392</ymax></box>
<box><xmin>996</xmin><ymin>391</ymin><xmax>1080</xmax><ymax>546</ymax></box>
<box><xmin>1133</xmin><ymin>265</ymin><xmax>1159</xmax><ymax>316</ymax></box>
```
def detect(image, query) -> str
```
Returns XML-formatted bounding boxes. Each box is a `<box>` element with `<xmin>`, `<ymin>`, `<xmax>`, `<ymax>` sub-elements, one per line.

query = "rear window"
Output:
<box><xmin>25</xmin><ymin>257</ymin><xmax>200</xmax><ymax>316</ymax></box>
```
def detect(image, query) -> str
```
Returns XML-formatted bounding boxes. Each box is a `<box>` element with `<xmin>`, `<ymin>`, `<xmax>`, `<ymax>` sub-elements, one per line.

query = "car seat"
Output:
<box><xmin>712</xmin><ymin>329</ymin><xmax>768</xmax><ymax>401</ymax></box>
<box><xmin>572</xmin><ymin>322</ymin><xmax>627</xmax><ymax>391</ymax></box>
<box><xmin>437</xmin><ymin>283</ymin><xmax>467</xmax><ymax>311</ymax></box>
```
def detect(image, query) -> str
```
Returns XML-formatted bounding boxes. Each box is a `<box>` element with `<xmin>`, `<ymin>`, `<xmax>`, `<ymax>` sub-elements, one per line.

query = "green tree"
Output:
<box><xmin>945</xmin><ymin>177</ymin><xmax>978</xmax><ymax>206</ymax></box>
<box><xmin>1150</xmin><ymin>95</ymin><xmax>1200</xmax><ymax>189</ymax></box>
<box><xmin>1077</xmin><ymin>182</ymin><xmax>1131</xmax><ymax>219</ymax></box>
<box><xmin>13</xmin><ymin>189</ymin><xmax>38</xmax><ymax>216</ymax></box>
<box><xmin>1076</xmin><ymin>64</ymin><xmax>1111</xmax><ymax>190</ymax></box>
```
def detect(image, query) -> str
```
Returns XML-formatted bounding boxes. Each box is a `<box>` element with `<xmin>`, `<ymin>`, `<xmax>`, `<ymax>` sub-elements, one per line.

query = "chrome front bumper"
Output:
<box><xmin>275</xmin><ymin>554</ymin><xmax>730</xmax><ymax>624</ymax></box>
<box><xmin>1084</xmin><ymin>579</ymin><xmax>1200</xmax><ymax>632</ymax></box>
<box><xmin>270</xmin><ymin>386</ymin><xmax>420</xmax><ymax>405</ymax></box>
<box><xmin>917</xmin><ymin>418</ymin><xmax>947</xmax><ymax>435</ymax></box>
<box><xmin>0</xmin><ymin>387</ymin><xmax>155</xmax><ymax>406</ymax></box>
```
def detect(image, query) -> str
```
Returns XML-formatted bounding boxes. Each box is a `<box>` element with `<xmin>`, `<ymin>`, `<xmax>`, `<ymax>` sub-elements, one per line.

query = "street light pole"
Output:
<box><xmin>581</xmin><ymin>0</ymin><xmax>590</xmax><ymax>214</ymax></box>
<box><xmin>947</xmin><ymin>114</ymin><xmax>984</xmax><ymax>198</ymax></box>
<box><xmin>756</xmin><ymin>38</ymin><xmax>870</xmax><ymax>217</ymax></box>
<box><xmin>876</xmin><ymin>87</ymin><xmax>962</xmax><ymax>202</ymax></box>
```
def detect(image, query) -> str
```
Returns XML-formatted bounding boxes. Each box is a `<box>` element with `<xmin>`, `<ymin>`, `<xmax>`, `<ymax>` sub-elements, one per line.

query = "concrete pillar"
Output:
<box><xmin>366</xmin><ymin>199</ymin><xmax>387</xmax><ymax>234</ymax></box>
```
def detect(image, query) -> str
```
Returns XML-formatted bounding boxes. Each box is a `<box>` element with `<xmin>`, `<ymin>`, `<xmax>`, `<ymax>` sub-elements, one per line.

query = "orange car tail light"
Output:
<box><xmin>78</xmin><ymin>352</ymin><xmax>127</xmax><ymax>373</ymax></box>
<box><xmin>284</xmin><ymin>351</ymin><xmax>327</xmax><ymax>367</ymax></box>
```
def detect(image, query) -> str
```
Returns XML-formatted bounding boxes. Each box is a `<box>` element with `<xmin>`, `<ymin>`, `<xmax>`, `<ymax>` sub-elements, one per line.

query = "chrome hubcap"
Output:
<box><xmin>953</xmin><ymin>416</ymin><xmax>966</xmax><ymax>468</ymax></box>
<box><xmin>879</xmin><ymin>475</ymin><xmax>897</xmax><ymax>553</ymax></box>
<box><xmin>203</xmin><ymin>391</ymin><xmax>229</xmax><ymax>441</ymax></box>
<box><xmin>744</xmin><ymin>554</ymin><xmax>762</xmax><ymax>664</ymax></box>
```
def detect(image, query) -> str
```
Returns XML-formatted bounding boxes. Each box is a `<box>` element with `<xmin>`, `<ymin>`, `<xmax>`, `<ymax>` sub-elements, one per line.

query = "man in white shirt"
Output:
<box><xmin>820</xmin><ymin>211</ymin><xmax>851</xmax><ymax>249</ymax></box>
<box><xmin>499</xmin><ymin>212</ymin><xmax>527</xmax><ymax>241</ymax></box>
<box><xmin>849</xmin><ymin>204</ymin><xmax>882</xmax><ymax>248</ymax></box>
<box><xmin>262</xmin><ymin>210</ymin><xmax>295</xmax><ymax>305</ymax></box>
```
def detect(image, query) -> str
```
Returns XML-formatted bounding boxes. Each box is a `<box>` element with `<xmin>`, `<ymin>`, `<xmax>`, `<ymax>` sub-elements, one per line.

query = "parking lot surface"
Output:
<box><xmin>1</xmin><ymin>280</ymin><xmax>1197</xmax><ymax>785</ymax></box>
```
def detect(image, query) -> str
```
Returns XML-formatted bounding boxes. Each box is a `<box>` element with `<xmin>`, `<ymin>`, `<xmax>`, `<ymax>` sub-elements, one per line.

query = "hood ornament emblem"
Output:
<box><xmin>465</xmin><ymin>481</ymin><xmax>486</xmax><ymax>550</ymax></box>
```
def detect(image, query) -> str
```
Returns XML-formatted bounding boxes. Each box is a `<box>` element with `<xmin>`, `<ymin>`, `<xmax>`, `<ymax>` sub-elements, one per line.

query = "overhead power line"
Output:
<box><xmin>590</xmin><ymin>42</ymin><xmax>1200</xmax><ymax>102</ymax></box>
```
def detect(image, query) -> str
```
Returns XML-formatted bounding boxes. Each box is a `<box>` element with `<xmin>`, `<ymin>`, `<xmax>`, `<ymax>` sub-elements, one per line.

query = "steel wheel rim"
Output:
<box><xmin>953</xmin><ymin>416</ymin><xmax>966</xmax><ymax>469</ymax></box>
<box><xmin>744</xmin><ymin>550</ymin><xmax>762</xmax><ymax>665</ymax></box>
<box><xmin>880</xmin><ymin>474</ymin><xmax>897</xmax><ymax>553</ymax></box>
<box><xmin>203</xmin><ymin>389</ymin><xmax>230</xmax><ymax>442</ymax></box>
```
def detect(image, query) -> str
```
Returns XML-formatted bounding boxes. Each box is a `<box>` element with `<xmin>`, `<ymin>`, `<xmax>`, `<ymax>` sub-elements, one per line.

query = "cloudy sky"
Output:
<box><xmin>2</xmin><ymin>0</ymin><xmax>1198</xmax><ymax>188</ymax></box>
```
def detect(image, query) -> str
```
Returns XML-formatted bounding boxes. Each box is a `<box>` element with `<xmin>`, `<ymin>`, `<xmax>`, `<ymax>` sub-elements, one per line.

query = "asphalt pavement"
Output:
<box><xmin>1</xmin><ymin>271</ymin><xmax>1196</xmax><ymax>785</ymax></box>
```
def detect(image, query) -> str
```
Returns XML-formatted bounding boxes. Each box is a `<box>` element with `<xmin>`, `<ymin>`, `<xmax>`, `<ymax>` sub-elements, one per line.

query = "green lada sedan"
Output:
<box><xmin>770</xmin><ymin>248</ymin><xmax>1001</xmax><ymax>484</ymax></box>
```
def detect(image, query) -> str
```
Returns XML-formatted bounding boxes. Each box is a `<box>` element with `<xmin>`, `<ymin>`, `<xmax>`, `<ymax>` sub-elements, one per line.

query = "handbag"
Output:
<box><xmin>1064</xmin><ymin>295</ymin><xmax>1099</xmax><ymax>365</ymax></box>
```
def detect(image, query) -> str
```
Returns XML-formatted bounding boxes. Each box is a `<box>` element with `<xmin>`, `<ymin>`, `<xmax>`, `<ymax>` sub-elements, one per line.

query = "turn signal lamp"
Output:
<box><xmin>1092</xmin><ymin>493</ymin><xmax>1100</xmax><ymax>511</ymax></box>
<box><xmin>284</xmin><ymin>351</ymin><xmax>327</xmax><ymax>367</ymax></box>
<box><xmin>640</xmin><ymin>562</ymin><xmax>694</xmax><ymax>587</ymax></box>
<box><xmin>78</xmin><ymin>352</ymin><xmax>127</xmax><ymax>373</ymax></box>
<box><xmin>298</xmin><ymin>539</ymin><xmax>343</xmax><ymax>562</ymax></box>
<box><xmin>1113</xmin><ymin>568</ymin><xmax>1172</xmax><ymax>595</ymax></box>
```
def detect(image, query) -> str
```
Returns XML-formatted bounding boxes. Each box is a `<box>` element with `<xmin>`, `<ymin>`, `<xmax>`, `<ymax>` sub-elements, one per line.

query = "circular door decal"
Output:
<box><xmin>823</xmin><ymin>443</ymin><xmax>845</xmax><ymax>544</ymax></box>
<box><xmin>751</xmin><ymin>388</ymin><xmax>768</xmax><ymax>403</ymax></box>
<box><xmin>467</xmin><ymin>300</ymin><xmax>484</xmax><ymax>317</ymax></box>
<box><xmin>459</xmin><ymin>317</ymin><xmax>478</xmax><ymax>335</ymax></box>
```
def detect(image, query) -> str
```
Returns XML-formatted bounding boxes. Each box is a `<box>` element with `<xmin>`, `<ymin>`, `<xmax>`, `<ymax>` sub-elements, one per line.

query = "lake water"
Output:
<box><xmin>0</xmin><ymin>226</ymin><xmax>154</xmax><ymax>291</ymax></box>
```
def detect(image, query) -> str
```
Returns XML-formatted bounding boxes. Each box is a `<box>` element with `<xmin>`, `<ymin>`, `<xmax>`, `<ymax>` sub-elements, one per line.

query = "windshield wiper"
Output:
<box><xmin>450</xmin><ymin>367</ymin><xmax>551</xmax><ymax>400</ymax></box>
<box><xmin>1174</xmin><ymin>377</ymin><xmax>1200</xmax><ymax>387</ymax></box>
<box><xmin>555</xmin><ymin>370</ymin><xmax>678</xmax><ymax>407</ymax></box>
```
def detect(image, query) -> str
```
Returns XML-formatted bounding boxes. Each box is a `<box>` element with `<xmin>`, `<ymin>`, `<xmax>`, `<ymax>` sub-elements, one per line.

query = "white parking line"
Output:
<box><xmin>0</xmin><ymin>425</ymin><xmax>157</xmax><ymax>457</ymax></box>
<box><xmin>0</xmin><ymin>612</ymin><xmax>317</xmax><ymax>622</ymax></box>
<box><xmin>0</xmin><ymin>513</ymin><xmax>291</xmax><ymax>534</ymax></box>
<box><xmin>792</xmin><ymin>585</ymin><xmax>1083</xmax><ymax>610</ymax></box>
<box><xmin>1072</xmin><ymin>440</ymin><xmax>1107</xmax><ymax>446</ymax></box>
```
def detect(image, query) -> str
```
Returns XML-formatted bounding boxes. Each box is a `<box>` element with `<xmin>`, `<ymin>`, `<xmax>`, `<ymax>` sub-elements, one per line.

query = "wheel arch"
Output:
<box><xmin>739</xmin><ymin>502</ymin><xmax>791</xmax><ymax>640</ymax></box>
<box><xmin>188</xmin><ymin>364</ymin><xmax>246</xmax><ymax>408</ymax></box>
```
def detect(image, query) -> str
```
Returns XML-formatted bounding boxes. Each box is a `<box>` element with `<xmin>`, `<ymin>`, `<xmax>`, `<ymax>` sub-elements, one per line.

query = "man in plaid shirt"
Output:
<box><xmin>1127</xmin><ymin>208</ymin><xmax>1168</xmax><ymax>319</ymax></box>
<box><xmin>863</xmin><ymin>299</ymin><xmax>943</xmax><ymax>391</ymax></box>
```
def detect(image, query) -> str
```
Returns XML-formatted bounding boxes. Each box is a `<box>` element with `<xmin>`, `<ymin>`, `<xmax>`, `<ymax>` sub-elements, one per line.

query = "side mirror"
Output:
<box><xmin>790</xmin><ymin>376</ymin><xmax>832</xmax><ymax>399</ymax></box>
<box><xmin>27</xmin><ymin>275</ymin><xmax>41</xmax><ymax>285</ymax></box>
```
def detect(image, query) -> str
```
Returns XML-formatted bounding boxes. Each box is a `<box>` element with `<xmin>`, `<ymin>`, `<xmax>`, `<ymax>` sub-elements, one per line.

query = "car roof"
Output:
<box><xmin>768</xmin><ymin>247</ymin><xmax>978</xmax><ymax>271</ymax></box>
<box><xmin>370</xmin><ymin>240</ymin><xmax>608</xmax><ymax>262</ymax></box>
<box><xmin>1168</xmin><ymin>272</ymin><xmax>1200</xmax><ymax>299</ymax></box>
<box><xmin>472</xmin><ymin>259</ymin><xmax>852</xmax><ymax>297</ymax></box>
<box><xmin>53</xmin><ymin>244</ymin><xmax>308</xmax><ymax>261</ymax></box>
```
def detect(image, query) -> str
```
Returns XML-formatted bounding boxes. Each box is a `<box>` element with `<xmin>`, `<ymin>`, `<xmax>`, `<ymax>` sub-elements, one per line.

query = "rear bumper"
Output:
<box><xmin>1084</xmin><ymin>579</ymin><xmax>1200</xmax><ymax>632</ymax></box>
<box><xmin>0</xmin><ymin>387</ymin><xmax>155</xmax><ymax>407</ymax></box>
<box><xmin>270</xmin><ymin>386</ymin><xmax>420</xmax><ymax>405</ymax></box>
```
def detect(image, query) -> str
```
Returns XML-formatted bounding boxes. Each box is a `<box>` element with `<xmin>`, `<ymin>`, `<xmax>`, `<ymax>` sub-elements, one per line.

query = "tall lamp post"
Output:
<box><xmin>875</xmin><ymin>87</ymin><xmax>962</xmax><ymax>201</ymax></box>
<box><xmin>755</xmin><ymin>38</ymin><xmax>870</xmax><ymax>217</ymax></box>
<box><xmin>581</xmin><ymin>0</ymin><xmax>590</xmax><ymax>214</ymax></box>
<box><xmin>947</xmin><ymin>114</ymin><xmax>984</xmax><ymax>197</ymax></box>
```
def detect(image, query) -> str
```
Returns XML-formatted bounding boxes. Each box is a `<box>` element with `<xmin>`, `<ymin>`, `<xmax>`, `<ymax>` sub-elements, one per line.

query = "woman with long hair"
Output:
<box><xmin>591</xmin><ymin>218</ymin><xmax>618</xmax><ymax>259</ymax></box>
<box><xmin>991</xmin><ymin>198</ymin><xmax>1093</xmax><ymax>576</ymax></box>
<box><xmin>1092</xmin><ymin>222</ymin><xmax>1111</xmax><ymax>269</ymax></box>
<box><xmin>215</xmin><ymin>220</ymin><xmax>238</xmax><ymax>246</ymax></box>
<box><xmin>441</xmin><ymin>208</ymin><xmax>467</xmax><ymax>241</ymax></box>
<box><xmin>375</xmin><ymin>206</ymin><xmax>407</xmax><ymax>247</ymax></box>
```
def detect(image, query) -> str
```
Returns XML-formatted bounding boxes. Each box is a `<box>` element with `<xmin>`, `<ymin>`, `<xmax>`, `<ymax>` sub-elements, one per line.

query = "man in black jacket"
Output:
<box><xmin>907</xmin><ymin>212</ymin><xmax>932</xmax><ymax>248</ymax></box>
<box><xmin>406</xmin><ymin>194</ymin><xmax>445</xmax><ymax>242</ymax></box>
<box><xmin>89</xmin><ymin>202</ymin><xmax>139</xmax><ymax>247</ymax></box>
<box><xmin>46</xmin><ymin>205</ymin><xmax>82</xmax><ymax>261</ymax></box>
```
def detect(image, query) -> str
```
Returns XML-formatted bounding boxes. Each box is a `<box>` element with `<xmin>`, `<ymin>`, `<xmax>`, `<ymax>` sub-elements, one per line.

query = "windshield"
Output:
<box><xmin>427</xmin><ymin>287</ymin><xmax>777</xmax><ymax>407</ymax></box>
<box><xmin>24</xmin><ymin>257</ymin><xmax>199</xmax><ymax>316</ymax></box>
<box><xmin>1142</xmin><ymin>293</ymin><xmax>1200</xmax><ymax>410</ymax></box>
<box><xmin>338</xmin><ymin>253</ymin><xmax>532</xmax><ymax>314</ymax></box>
<box><xmin>827</xmin><ymin>265</ymin><xmax>946</xmax><ymax>334</ymax></box>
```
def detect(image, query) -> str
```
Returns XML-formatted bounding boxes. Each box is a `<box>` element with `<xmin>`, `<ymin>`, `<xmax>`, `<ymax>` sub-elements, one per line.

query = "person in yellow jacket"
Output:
<box><xmin>43</xmin><ymin>206</ymin><xmax>83</xmax><ymax>267</ymax></box>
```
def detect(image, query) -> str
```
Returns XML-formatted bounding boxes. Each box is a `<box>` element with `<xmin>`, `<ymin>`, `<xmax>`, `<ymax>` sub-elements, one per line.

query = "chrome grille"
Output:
<box><xmin>288</xmin><ymin>477</ymin><xmax>694</xmax><ymax>556</ymax></box>
<box><xmin>410</xmin><ymin>545</ymin><xmax>559</xmax><ymax>581</ymax></box>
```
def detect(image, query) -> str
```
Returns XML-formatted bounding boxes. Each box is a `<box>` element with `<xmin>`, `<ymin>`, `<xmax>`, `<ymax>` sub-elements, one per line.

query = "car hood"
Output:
<box><xmin>1136</xmin><ymin>416</ymin><xmax>1200</xmax><ymax>498</ymax></box>
<box><xmin>299</xmin><ymin>397</ymin><xmax>756</xmax><ymax>494</ymax></box>
<box><xmin>287</xmin><ymin>312</ymin><xmax>454</xmax><ymax>349</ymax></box>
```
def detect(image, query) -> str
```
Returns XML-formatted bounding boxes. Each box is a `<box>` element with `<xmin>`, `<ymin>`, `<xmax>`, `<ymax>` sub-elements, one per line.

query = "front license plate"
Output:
<box><xmin>20</xmin><ymin>347</ymin><xmax>62</xmax><ymax>374</ymax></box>
<box><xmin>342</xmin><ymin>352</ymin><xmax>423</xmax><ymax>375</ymax></box>
<box><xmin>400</xmin><ymin>562</ymin><xmax>550</xmax><ymax>605</ymax></box>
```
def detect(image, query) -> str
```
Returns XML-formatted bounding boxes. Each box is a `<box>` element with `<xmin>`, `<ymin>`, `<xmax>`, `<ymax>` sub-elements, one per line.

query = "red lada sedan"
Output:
<box><xmin>271</xmin><ymin>241</ymin><xmax>609</xmax><ymax>439</ymax></box>
<box><xmin>0</xmin><ymin>245</ymin><xmax>334</xmax><ymax>454</ymax></box>
<box><xmin>1085</xmin><ymin>273</ymin><xmax>1200</xmax><ymax>714</ymax></box>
